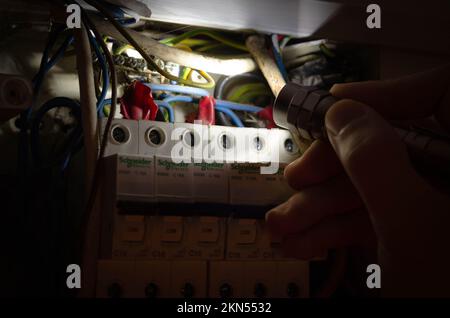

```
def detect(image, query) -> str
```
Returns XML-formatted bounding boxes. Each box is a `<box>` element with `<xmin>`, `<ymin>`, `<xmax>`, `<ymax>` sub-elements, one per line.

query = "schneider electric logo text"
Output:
<box><xmin>119</xmin><ymin>157</ymin><xmax>152</xmax><ymax>168</ymax></box>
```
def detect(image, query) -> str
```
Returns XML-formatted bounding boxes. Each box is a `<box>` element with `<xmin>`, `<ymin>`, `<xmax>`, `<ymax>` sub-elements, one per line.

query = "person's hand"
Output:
<box><xmin>266</xmin><ymin>65</ymin><xmax>450</xmax><ymax>297</ymax></box>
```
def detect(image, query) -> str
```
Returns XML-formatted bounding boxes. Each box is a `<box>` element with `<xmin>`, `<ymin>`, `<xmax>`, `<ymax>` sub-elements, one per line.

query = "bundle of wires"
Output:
<box><xmin>15</xmin><ymin>22</ymin><xmax>84</xmax><ymax>297</ymax></box>
<box><xmin>160</xmin><ymin>29</ymin><xmax>248</xmax><ymax>53</ymax></box>
<box><xmin>146</xmin><ymin>83</ymin><xmax>263</xmax><ymax>127</ymax></box>
<box><xmin>271</xmin><ymin>34</ymin><xmax>289</xmax><ymax>81</ymax></box>
<box><xmin>214</xmin><ymin>72</ymin><xmax>272</xmax><ymax>105</ymax></box>
<box><xmin>19</xmin><ymin>25</ymin><xmax>78</xmax><ymax>172</ymax></box>
<box><xmin>281</xmin><ymin>40</ymin><xmax>337</xmax><ymax>70</ymax></box>
<box><xmin>19</xmin><ymin>19</ymin><xmax>111</xmax><ymax>172</ymax></box>
<box><xmin>108</xmin><ymin>24</ymin><xmax>216</xmax><ymax>88</ymax></box>
<box><xmin>283</xmin><ymin>40</ymin><xmax>360</xmax><ymax>88</ymax></box>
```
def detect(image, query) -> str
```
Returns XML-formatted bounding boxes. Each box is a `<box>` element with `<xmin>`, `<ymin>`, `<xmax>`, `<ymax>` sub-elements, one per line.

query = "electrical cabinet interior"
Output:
<box><xmin>0</xmin><ymin>0</ymin><xmax>449</xmax><ymax>300</ymax></box>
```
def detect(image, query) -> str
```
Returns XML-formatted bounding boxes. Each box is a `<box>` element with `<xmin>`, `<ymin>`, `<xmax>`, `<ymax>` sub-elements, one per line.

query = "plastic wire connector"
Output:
<box><xmin>257</xmin><ymin>106</ymin><xmax>276</xmax><ymax>129</ymax></box>
<box><xmin>120</xmin><ymin>81</ymin><xmax>159</xmax><ymax>120</ymax></box>
<box><xmin>198</xmin><ymin>96</ymin><xmax>215</xmax><ymax>125</ymax></box>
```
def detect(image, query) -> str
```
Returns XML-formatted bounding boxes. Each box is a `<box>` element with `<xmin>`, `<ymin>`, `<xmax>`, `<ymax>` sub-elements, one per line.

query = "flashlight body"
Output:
<box><xmin>274</xmin><ymin>83</ymin><xmax>450</xmax><ymax>177</ymax></box>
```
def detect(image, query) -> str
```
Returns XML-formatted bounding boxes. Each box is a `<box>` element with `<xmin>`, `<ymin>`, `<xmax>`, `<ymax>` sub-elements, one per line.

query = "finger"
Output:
<box><xmin>330</xmin><ymin>64</ymin><xmax>450</xmax><ymax>124</ymax></box>
<box><xmin>325</xmin><ymin>99</ymin><xmax>436</xmax><ymax>246</ymax></box>
<box><xmin>266</xmin><ymin>174</ymin><xmax>364</xmax><ymax>236</ymax></box>
<box><xmin>284</xmin><ymin>140</ymin><xmax>343</xmax><ymax>190</ymax></box>
<box><xmin>281</xmin><ymin>211</ymin><xmax>376</xmax><ymax>260</ymax></box>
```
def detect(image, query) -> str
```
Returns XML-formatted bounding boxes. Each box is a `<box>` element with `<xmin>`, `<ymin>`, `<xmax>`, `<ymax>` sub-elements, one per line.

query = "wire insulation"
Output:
<box><xmin>161</xmin><ymin>29</ymin><xmax>248</xmax><ymax>52</ymax></box>
<box><xmin>85</xmin><ymin>1</ymin><xmax>215</xmax><ymax>88</ymax></box>
<box><xmin>147</xmin><ymin>83</ymin><xmax>209</xmax><ymax>97</ymax></box>
<box><xmin>215</xmin><ymin>106</ymin><xmax>244</xmax><ymax>127</ymax></box>
<box><xmin>215</xmin><ymin>99</ymin><xmax>263</xmax><ymax>113</ymax></box>
<box><xmin>90</xmin><ymin>14</ymin><xmax>257</xmax><ymax>76</ymax></box>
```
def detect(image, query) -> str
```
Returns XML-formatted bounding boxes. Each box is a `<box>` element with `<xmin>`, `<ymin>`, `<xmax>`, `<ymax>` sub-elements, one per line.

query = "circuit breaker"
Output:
<box><xmin>96</xmin><ymin>119</ymin><xmax>309</xmax><ymax>298</ymax></box>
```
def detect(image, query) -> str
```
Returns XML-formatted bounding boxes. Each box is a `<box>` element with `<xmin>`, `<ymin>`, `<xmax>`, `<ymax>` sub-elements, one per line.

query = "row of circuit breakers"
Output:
<box><xmin>97</xmin><ymin>119</ymin><xmax>310</xmax><ymax>298</ymax></box>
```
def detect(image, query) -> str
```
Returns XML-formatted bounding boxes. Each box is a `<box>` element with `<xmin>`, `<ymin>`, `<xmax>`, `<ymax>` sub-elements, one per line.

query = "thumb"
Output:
<box><xmin>325</xmin><ymin>99</ymin><xmax>435</xmax><ymax>247</ymax></box>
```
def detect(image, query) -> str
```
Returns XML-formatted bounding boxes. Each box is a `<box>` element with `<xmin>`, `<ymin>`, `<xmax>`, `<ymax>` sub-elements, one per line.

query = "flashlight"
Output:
<box><xmin>273</xmin><ymin>82</ymin><xmax>450</xmax><ymax>177</ymax></box>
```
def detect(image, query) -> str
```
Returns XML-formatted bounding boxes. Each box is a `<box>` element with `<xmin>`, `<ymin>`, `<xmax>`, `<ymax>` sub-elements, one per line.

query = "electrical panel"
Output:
<box><xmin>96</xmin><ymin>119</ymin><xmax>309</xmax><ymax>298</ymax></box>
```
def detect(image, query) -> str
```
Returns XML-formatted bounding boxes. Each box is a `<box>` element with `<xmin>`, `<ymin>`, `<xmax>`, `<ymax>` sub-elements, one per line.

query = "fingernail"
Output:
<box><xmin>326</xmin><ymin>102</ymin><xmax>367</xmax><ymax>136</ymax></box>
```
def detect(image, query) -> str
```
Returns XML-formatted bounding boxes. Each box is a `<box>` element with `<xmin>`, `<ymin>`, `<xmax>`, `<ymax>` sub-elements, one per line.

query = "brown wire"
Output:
<box><xmin>77</xmin><ymin>10</ymin><xmax>117</xmax><ymax>263</ymax></box>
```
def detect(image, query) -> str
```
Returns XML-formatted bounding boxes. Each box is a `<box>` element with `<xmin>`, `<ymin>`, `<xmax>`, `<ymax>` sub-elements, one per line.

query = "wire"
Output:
<box><xmin>155</xmin><ymin>101</ymin><xmax>175</xmax><ymax>123</ymax></box>
<box><xmin>21</xmin><ymin>26</ymin><xmax>74</xmax><ymax>171</ymax></box>
<box><xmin>100</xmin><ymin>98</ymin><xmax>112</xmax><ymax>117</ymax></box>
<box><xmin>163</xmin><ymin>95</ymin><xmax>194</xmax><ymax>104</ymax></box>
<box><xmin>319</xmin><ymin>43</ymin><xmax>336</xmax><ymax>58</ymax></box>
<box><xmin>161</xmin><ymin>29</ymin><xmax>248</xmax><ymax>52</ymax></box>
<box><xmin>33</xmin><ymin>28</ymin><xmax>61</xmax><ymax>74</ymax></box>
<box><xmin>180</xmin><ymin>66</ymin><xmax>192</xmax><ymax>81</ymax></box>
<box><xmin>86</xmin><ymin>28</ymin><xmax>109</xmax><ymax>113</ymax></box>
<box><xmin>92</xmin><ymin>15</ymin><xmax>257</xmax><ymax>76</ymax></box>
<box><xmin>282</xmin><ymin>40</ymin><xmax>336</xmax><ymax>61</ymax></box>
<box><xmin>214</xmin><ymin>72</ymin><xmax>265</xmax><ymax>99</ymax></box>
<box><xmin>37</xmin><ymin>35</ymin><xmax>74</xmax><ymax>85</ymax></box>
<box><xmin>235</xmin><ymin>90</ymin><xmax>271</xmax><ymax>104</ymax></box>
<box><xmin>161</xmin><ymin>95</ymin><xmax>193</xmax><ymax>123</ymax></box>
<box><xmin>215</xmin><ymin>99</ymin><xmax>263</xmax><ymax>113</ymax></box>
<box><xmin>146</xmin><ymin>83</ymin><xmax>209</xmax><ymax>97</ymax></box>
<box><xmin>32</xmin><ymin>33</ymin><xmax>74</xmax><ymax>116</ymax></box>
<box><xmin>215</xmin><ymin>106</ymin><xmax>244</xmax><ymax>127</ymax></box>
<box><xmin>228</xmin><ymin>82</ymin><xmax>268</xmax><ymax>102</ymax></box>
<box><xmin>176</xmin><ymin>38</ymin><xmax>212</xmax><ymax>48</ymax></box>
<box><xmin>271</xmin><ymin>34</ymin><xmax>289</xmax><ymax>81</ymax></box>
<box><xmin>114</xmin><ymin>43</ymin><xmax>133</xmax><ymax>55</ymax></box>
<box><xmin>152</xmin><ymin>91</ymin><xmax>262</xmax><ymax>123</ymax></box>
<box><xmin>78</xmin><ymin>9</ymin><xmax>118</xmax><ymax>293</ymax></box>
<box><xmin>280</xmin><ymin>36</ymin><xmax>291</xmax><ymax>49</ymax></box>
<box><xmin>29</xmin><ymin>97</ymin><xmax>82</xmax><ymax>169</ymax></box>
<box><xmin>160</xmin><ymin>93</ymin><xmax>262</xmax><ymax>113</ymax></box>
<box><xmin>284</xmin><ymin>54</ymin><xmax>321</xmax><ymax>70</ymax></box>
<box><xmin>85</xmin><ymin>0</ymin><xmax>215</xmax><ymax>88</ymax></box>
<box><xmin>196</xmin><ymin>43</ymin><xmax>225</xmax><ymax>53</ymax></box>
<box><xmin>215</xmin><ymin>110</ymin><xmax>233</xmax><ymax>126</ymax></box>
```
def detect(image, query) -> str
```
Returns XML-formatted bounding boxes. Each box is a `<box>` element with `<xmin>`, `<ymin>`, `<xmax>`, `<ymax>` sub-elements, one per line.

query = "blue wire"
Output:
<box><xmin>86</xmin><ymin>28</ymin><xmax>109</xmax><ymax>114</ymax></box>
<box><xmin>20</xmin><ymin>26</ymin><xmax>63</xmax><ymax>178</ymax></box>
<box><xmin>271</xmin><ymin>35</ymin><xmax>289</xmax><ymax>81</ymax></box>
<box><xmin>162</xmin><ymin>95</ymin><xmax>195</xmax><ymax>123</ymax></box>
<box><xmin>62</xmin><ymin>152</ymin><xmax>72</xmax><ymax>171</ymax></box>
<box><xmin>21</xmin><ymin>29</ymin><xmax>74</xmax><ymax>173</ymax></box>
<box><xmin>97</xmin><ymin>1</ymin><xmax>137</xmax><ymax>25</ymax></box>
<box><xmin>32</xmin><ymin>25</ymin><xmax>64</xmax><ymax>86</ymax></box>
<box><xmin>155</xmin><ymin>101</ymin><xmax>175</xmax><ymax>123</ymax></box>
<box><xmin>159</xmin><ymin>91</ymin><xmax>262</xmax><ymax>112</ymax></box>
<box><xmin>118</xmin><ymin>17</ymin><xmax>137</xmax><ymax>25</ymax></box>
<box><xmin>215</xmin><ymin>99</ymin><xmax>263</xmax><ymax>113</ymax></box>
<box><xmin>163</xmin><ymin>95</ymin><xmax>194</xmax><ymax>104</ymax></box>
<box><xmin>29</xmin><ymin>97</ymin><xmax>81</xmax><ymax>170</ymax></box>
<box><xmin>148</xmin><ymin>83</ymin><xmax>262</xmax><ymax>113</ymax></box>
<box><xmin>273</xmin><ymin>50</ymin><xmax>289</xmax><ymax>81</ymax></box>
<box><xmin>215</xmin><ymin>106</ymin><xmax>244</xmax><ymax>127</ymax></box>
<box><xmin>30</xmin><ymin>33</ymin><xmax>73</xmax><ymax>121</ymax></box>
<box><xmin>154</xmin><ymin>94</ymin><xmax>261</xmax><ymax>125</ymax></box>
<box><xmin>146</xmin><ymin>83</ymin><xmax>209</xmax><ymax>97</ymax></box>
<box><xmin>43</xmin><ymin>36</ymin><xmax>74</xmax><ymax>75</ymax></box>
